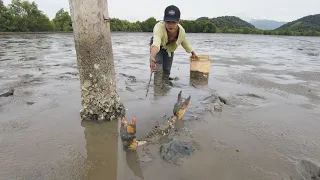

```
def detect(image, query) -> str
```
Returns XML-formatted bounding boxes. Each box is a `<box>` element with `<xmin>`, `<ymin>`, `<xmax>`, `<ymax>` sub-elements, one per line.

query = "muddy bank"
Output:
<box><xmin>1</xmin><ymin>33</ymin><xmax>320</xmax><ymax>180</ymax></box>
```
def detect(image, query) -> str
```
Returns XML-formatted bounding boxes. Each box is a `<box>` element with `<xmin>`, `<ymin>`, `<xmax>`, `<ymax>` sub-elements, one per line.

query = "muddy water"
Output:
<box><xmin>0</xmin><ymin>33</ymin><xmax>320</xmax><ymax>180</ymax></box>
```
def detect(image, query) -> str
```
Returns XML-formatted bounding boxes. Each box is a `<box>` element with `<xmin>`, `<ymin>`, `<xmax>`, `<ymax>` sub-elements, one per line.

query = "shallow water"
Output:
<box><xmin>0</xmin><ymin>32</ymin><xmax>320</xmax><ymax>180</ymax></box>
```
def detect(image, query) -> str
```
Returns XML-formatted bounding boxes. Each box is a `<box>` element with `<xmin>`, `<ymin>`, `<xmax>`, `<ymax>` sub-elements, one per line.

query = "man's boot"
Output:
<box><xmin>163</xmin><ymin>72</ymin><xmax>173</xmax><ymax>87</ymax></box>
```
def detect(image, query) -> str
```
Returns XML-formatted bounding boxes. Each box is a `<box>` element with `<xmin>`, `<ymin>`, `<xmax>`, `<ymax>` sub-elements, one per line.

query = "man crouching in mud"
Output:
<box><xmin>149</xmin><ymin>5</ymin><xmax>198</xmax><ymax>86</ymax></box>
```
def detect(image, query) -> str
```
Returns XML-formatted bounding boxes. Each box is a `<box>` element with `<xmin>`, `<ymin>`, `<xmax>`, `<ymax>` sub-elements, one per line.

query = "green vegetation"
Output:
<box><xmin>0</xmin><ymin>0</ymin><xmax>319</xmax><ymax>36</ymax></box>
<box><xmin>273</xmin><ymin>14</ymin><xmax>320</xmax><ymax>36</ymax></box>
<box><xmin>196</xmin><ymin>16</ymin><xmax>263</xmax><ymax>34</ymax></box>
<box><xmin>0</xmin><ymin>0</ymin><xmax>71</xmax><ymax>32</ymax></box>
<box><xmin>52</xmin><ymin>8</ymin><xmax>73</xmax><ymax>31</ymax></box>
<box><xmin>197</xmin><ymin>16</ymin><xmax>255</xmax><ymax>29</ymax></box>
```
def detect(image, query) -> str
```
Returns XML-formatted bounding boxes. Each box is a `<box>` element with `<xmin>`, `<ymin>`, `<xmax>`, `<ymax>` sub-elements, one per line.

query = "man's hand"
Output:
<box><xmin>150</xmin><ymin>56</ymin><xmax>156</xmax><ymax>72</ymax></box>
<box><xmin>191</xmin><ymin>51</ymin><xmax>198</xmax><ymax>59</ymax></box>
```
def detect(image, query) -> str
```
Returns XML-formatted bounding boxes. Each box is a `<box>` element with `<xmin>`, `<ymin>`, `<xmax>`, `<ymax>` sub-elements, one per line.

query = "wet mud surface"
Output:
<box><xmin>159</xmin><ymin>138</ymin><xmax>196</xmax><ymax>165</ymax></box>
<box><xmin>1</xmin><ymin>33</ymin><xmax>320</xmax><ymax>180</ymax></box>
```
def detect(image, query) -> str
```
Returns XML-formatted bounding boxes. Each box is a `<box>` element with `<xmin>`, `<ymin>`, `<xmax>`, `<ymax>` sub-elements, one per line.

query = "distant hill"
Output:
<box><xmin>250</xmin><ymin>19</ymin><xmax>287</xmax><ymax>30</ymax></box>
<box><xmin>275</xmin><ymin>14</ymin><xmax>320</xmax><ymax>31</ymax></box>
<box><xmin>197</xmin><ymin>16</ymin><xmax>256</xmax><ymax>29</ymax></box>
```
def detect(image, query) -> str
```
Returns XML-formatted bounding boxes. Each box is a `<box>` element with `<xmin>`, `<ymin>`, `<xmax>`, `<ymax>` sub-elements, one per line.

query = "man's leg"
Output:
<box><xmin>162</xmin><ymin>51</ymin><xmax>173</xmax><ymax>75</ymax></box>
<box><xmin>149</xmin><ymin>37</ymin><xmax>171</xmax><ymax>93</ymax></box>
<box><xmin>162</xmin><ymin>51</ymin><xmax>174</xmax><ymax>86</ymax></box>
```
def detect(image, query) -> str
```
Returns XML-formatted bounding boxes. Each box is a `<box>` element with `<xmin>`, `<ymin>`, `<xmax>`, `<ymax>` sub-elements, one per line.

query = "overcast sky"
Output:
<box><xmin>3</xmin><ymin>0</ymin><xmax>320</xmax><ymax>22</ymax></box>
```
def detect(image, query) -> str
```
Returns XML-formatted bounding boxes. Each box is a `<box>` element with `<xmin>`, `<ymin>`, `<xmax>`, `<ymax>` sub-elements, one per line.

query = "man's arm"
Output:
<box><xmin>149</xmin><ymin>23</ymin><xmax>162</xmax><ymax>71</ymax></box>
<box><xmin>150</xmin><ymin>23</ymin><xmax>162</xmax><ymax>58</ymax></box>
<box><xmin>181</xmin><ymin>34</ymin><xmax>197</xmax><ymax>58</ymax></box>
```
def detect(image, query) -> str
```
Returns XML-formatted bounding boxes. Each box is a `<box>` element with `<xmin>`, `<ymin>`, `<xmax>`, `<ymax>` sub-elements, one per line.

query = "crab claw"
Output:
<box><xmin>121</xmin><ymin>116</ymin><xmax>127</xmax><ymax>125</ymax></box>
<box><xmin>177</xmin><ymin>95</ymin><xmax>191</xmax><ymax>119</ymax></box>
<box><xmin>126</xmin><ymin>117</ymin><xmax>136</xmax><ymax>134</ymax></box>
<box><xmin>131</xmin><ymin>117</ymin><xmax>136</xmax><ymax>125</ymax></box>
<box><xmin>177</xmin><ymin>90</ymin><xmax>182</xmax><ymax>105</ymax></box>
<box><xmin>183</xmin><ymin>95</ymin><xmax>191</xmax><ymax>109</ymax></box>
<box><xmin>120</xmin><ymin>116</ymin><xmax>138</xmax><ymax>151</ymax></box>
<box><xmin>120</xmin><ymin>116</ymin><xmax>136</xmax><ymax>132</ymax></box>
<box><xmin>173</xmin><ymin>91</ymin><xmax>191</xmax><ymax>120</ymax></box>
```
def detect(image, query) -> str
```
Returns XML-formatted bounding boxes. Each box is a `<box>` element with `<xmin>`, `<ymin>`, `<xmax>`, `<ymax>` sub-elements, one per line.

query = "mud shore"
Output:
<box><xmin>0</xmin><ymin>32</ymin><xmax>320</xmax><ymax>180</ymax></box>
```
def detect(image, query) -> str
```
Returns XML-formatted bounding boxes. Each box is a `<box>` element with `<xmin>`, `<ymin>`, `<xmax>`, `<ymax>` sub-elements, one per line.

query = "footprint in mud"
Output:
<box><xmin>236</xmin><ymin>93</ymin><xmax>266</xmax><ymax>100</ymax></box>
<box><xmin>231</xmin><ymin>93</ymin><xmax>268</xmax><ymax>108</ymax></box>
<box><xmin>126</xmin><ymin>86</ymin><xmax>134</xmax><ymax>92</ymax></box>
<box><xmin>119</xmin><ymin>73</ymin><xmax>137</xmax><ymax>83</ymax></box>
<box><xmin>296</xmin><ymin>159</ymin><xmax>320</xmax><ymax>180</ymax></box>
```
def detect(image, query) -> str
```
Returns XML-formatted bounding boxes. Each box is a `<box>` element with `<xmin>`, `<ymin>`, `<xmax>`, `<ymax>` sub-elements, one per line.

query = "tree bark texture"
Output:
<box><xmin>68</xmin><ymin>0</ymin><xmax>125</xmax><ymax>122</ymax></box>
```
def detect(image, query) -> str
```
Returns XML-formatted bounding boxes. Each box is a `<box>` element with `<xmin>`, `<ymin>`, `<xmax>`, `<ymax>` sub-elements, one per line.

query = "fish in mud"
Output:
<box><xmin>119</xmin><ymin>90</ymin><xmax>191</xmax><ymax>152</ymax></box>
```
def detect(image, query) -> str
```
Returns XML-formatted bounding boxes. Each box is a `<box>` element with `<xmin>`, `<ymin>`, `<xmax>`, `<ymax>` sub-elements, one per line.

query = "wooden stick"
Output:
<box><xmin>146</xmin><ymin>72</ymin><xmax>153</xmax><ymax>97</ymax></box>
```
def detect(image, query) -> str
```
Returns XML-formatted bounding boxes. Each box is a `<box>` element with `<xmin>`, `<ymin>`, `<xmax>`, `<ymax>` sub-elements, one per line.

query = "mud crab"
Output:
<box><xmin>120</xmin><ymin>90</ymin><xmax>191</xmax><ymax>152</ymax></box>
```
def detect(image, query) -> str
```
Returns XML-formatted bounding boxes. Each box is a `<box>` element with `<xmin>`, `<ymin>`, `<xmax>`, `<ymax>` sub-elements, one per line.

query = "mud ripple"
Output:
<box><xmin>212</xmin><ymin>139</ymin><xmax>230</xmax><ymax>149</ymax></box>
<box><xmin>230</xmin><ymin>72</ymin><xmax>320</xmax><ymax>103</ymax></box>
<box><xmin>0</xmin><ymin>119</ymin><xmax>32</xmax><ymax>133</ymax></box>
<box><xmin>306</xmin><ymin>52</ymin><xmax>319</xmax><ymax>57</ymax></box>
<box><xmin>10</xmin><ymin>150</ymin><xmax>89</xmax><ymax>180</ymax></box>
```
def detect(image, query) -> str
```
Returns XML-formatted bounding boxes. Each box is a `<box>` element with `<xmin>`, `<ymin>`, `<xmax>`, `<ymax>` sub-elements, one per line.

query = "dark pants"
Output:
<box><xmin>149</xmin><ymin>37</ymin><xmax>174</xmax><ymax>91</ymax></box>
<box><xmin>149</xmin><ymin>37</ymin><xmax>174</xmax><ymax>75</ymax></box>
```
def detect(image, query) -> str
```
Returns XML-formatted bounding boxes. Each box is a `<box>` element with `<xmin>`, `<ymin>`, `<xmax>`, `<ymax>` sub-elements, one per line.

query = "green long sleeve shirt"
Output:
<box><xmin>150</xmin><ymin>21</ymin><xmax>193</xmax><ymax>57</ymax></box>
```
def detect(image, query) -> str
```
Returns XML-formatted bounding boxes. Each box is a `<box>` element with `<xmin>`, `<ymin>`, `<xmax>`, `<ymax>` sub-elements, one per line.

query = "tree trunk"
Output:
<box><xmin>68</xmin><ymin>0</ymin><xmax>125</xmax><ymax>122</ymax></box>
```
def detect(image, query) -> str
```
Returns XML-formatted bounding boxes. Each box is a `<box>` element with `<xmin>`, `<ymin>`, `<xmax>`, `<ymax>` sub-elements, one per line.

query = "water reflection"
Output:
<box><xmin>189</xmin><ymin>76</ymin><xmax>209</xmax><ymax>88</ymax></box>
<box><xmin>125</xmin><ymin>151</ymin><xmax>144</xmax><ymax>179</ymax></box>
<box><xmin>153</xmin><ymin>68</ymin><xmax>171</xmax><ymax>97</ymax></box>
<box><xmin>81</xmin><ymin>119</ymin><xmax>145</xmax><ymax>180</ymax></box>
<box><xmin>81</xmin><ymin>120</ymin><xmax>119</xmax><ymax>180</ymax></box>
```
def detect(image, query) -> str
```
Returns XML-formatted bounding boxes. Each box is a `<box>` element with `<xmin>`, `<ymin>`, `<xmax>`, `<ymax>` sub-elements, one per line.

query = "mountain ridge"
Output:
<box><xmin>275</xmin><ymin>13</ymin><xmax>320</xmax><ymax>32</ymax></box>
<box><xmin>249</xmin><ymin>19</ymin><xmax>287</xmax><ymax>30</ymax></box>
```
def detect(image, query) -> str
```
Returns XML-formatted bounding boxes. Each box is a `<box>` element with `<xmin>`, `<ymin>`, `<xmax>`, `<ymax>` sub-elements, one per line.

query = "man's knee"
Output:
<box><xmin>155</xmin><ymin>52</ymin><xmax>163</xmax><ymax>65</ymax></box>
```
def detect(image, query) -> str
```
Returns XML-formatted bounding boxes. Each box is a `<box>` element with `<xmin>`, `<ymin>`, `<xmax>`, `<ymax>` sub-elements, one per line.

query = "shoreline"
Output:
<box><xmin>0</xmin><ymin>31</ymin><xmax>73</xmax><ymax>35</ymax></box>
<box><xmin>1</xmin><ymin>31</ymin><xmax>320</xmax><ymax>37</ymax></box>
